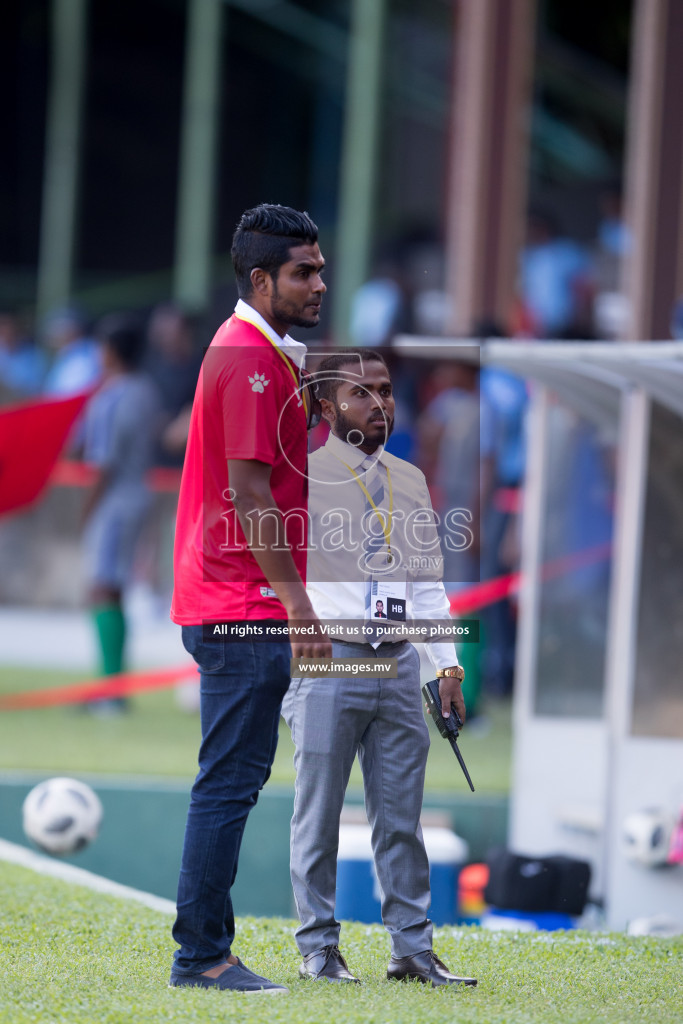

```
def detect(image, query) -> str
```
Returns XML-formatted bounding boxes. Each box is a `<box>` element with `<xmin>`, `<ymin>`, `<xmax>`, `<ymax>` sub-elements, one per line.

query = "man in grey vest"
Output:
<box><xmin>282</xmin><ymin>349</ymin><xmax>477</xmax><ymax>988</ymax></box>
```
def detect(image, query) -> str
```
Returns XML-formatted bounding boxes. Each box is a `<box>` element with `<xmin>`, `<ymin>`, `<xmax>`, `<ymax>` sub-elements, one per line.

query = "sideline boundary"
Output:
<box><xmin>0</xmin><ymin>837</ymin><xmax>176</xmax><ymax>915</ymax></box>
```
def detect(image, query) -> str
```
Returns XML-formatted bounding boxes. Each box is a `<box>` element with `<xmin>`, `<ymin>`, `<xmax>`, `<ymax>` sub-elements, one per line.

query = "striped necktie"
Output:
<box><xmin>360</xmin><ymin>454</ymin><xmax>387</xmax><ymax>646</ymax></box>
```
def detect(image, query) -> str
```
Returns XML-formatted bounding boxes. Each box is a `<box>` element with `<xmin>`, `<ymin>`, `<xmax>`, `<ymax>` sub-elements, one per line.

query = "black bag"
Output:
<box><xmin>543</xmin><ymin>855</ymin><xmax>592</xmax><ymax>915</ymax></box>
<box><xmin>484</xmin><ymin>848</ymin><xmax>591</xmax><ymax>916</ymax></box>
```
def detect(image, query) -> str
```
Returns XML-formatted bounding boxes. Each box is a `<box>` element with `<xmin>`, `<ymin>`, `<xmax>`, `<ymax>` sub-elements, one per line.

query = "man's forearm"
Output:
<box><xmin>233</xmin><ymin>499</ymin><xmax>311</xmax><ymax>617</ymax></box>
<box><xmin>229</xmin><ymin>458</ymin><xmax>332</xmax><ymax>657</ymax></box>
<box><xmin>234</xmin><ymin>502</ymin><xmax>332</xmax><ymax>658</ymax></box>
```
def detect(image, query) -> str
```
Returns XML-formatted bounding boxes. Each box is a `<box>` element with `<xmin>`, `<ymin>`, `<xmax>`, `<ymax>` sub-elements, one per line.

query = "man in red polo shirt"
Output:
<box><xmin>169</xmin><ymin>205</ymin><xmax>331</xmax><ymax>995</ymax></box>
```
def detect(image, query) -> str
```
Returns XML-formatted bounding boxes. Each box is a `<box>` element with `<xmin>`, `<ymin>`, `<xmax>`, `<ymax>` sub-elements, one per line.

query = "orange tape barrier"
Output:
<box><xmin>0</xmin><ymin>543</ymin><xmax>611</xmax><ymax>711</ymax></box>
<box><xmin>0</xmin><ymin>664</ymin><xmax>196</xmax><ymax>711</ymax></box>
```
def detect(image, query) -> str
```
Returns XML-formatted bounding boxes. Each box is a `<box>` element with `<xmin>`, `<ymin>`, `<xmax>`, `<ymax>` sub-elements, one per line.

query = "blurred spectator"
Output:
<box><xmin>593</xmin><ymin>291</ymin><xmax>630</xmax><ymax>341</ymax></box>
<box><xmin>671</xmin><ymin>297</ymin><xmax>683</xmax><ymax>340</ymax></box>
<box><xmin>347</xmin><ymin>242</ymin><xmax>417</xmax><ymax>460</ymax></box>
<box><xmin>0</xmin><ymin>311</ymin><xmax>46</xmax><ymax>398</ymax></box>
<box><xmin>519</xmin><ymin>211</ymin><xmax>595</xmax><ymax>338</ymax></box>
<box><xmin>349</xmin><ymin>247</ymin><xmax>412</xmax><ymax>347</ymax></box>
<box><xmin>144</xmin><ymin>303</ymin><xmax>202</xmax><ymax>464</ymax></box>
<box><xmin>593</xmin><ymin>187</ymin><xmax>632</xmax><ymax>339</ymax></box>
<box><xmin>402</xmin><ymin>227</ymin><xmax>451</xmax><ymax>335</ymax></box>
<box><xmin>596</xmin><ymin>186</ymin><xmax>631</xmax><ymax>265</ymax></box>
<box><xmin>382</xmin><ymin>384</ymin><xmax>417</xmax><ymax>463</ymax></box>
<box><xmin>418</xmin><ymin>358</ymin><xmax>496</xmax><ymax>584</ymax></box>
<box><xmin>418</xmin><ymin>356</ymin><xmax>496</xmax><ymax>717</ymax></box>
<box><xmin>42</xmin><ymin>307</ymin><xmax>102</xmax><ymax>396</ymax></box>
<box><xmin>81</xmin><ymin>313</ymin><xmax>161</xmax><ymax>713</ymax></box>
<box><xmin>413</xmin><ymin>288</ymin><xmax>453</xmax><ymax>335</ymax></box>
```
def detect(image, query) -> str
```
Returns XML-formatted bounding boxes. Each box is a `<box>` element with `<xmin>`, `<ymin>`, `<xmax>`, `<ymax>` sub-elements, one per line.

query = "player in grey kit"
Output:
<box><xmin>82</xmin><ymin>314</ymin><xmax>161</xmax><ymax>711</ymax></box>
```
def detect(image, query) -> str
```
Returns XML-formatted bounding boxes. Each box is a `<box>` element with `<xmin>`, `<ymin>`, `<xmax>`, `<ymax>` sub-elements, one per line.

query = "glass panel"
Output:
<box><xmin>632</xmin><ymin>402</ymin><xmax>683</xmax><ymax>738</ymax></box>
<box><xmin>534</xmin><ymin>393</ymin><xmax>616</xmax><ymax>717</ymax></box>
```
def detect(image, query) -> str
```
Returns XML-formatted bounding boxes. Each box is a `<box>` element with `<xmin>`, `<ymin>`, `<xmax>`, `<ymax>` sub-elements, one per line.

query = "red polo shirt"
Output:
<box><xmin>170</xmin><ymin>313</ymin><xmax>308</xmax><ymax>624</ymax></box>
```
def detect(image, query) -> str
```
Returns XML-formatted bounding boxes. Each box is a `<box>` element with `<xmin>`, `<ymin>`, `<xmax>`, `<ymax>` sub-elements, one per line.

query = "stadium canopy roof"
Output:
<box><xmin>393</xmin><ymin>338</ymin><xmax>683</xmax><ymax>425</ymax></box>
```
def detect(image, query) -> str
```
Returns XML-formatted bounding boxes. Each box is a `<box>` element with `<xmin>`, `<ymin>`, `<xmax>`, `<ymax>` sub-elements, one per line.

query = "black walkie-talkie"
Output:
<box><xmin>422</xmin><ymin>678</ymin><xmax>475</xmax><ymax>792</ymax></box>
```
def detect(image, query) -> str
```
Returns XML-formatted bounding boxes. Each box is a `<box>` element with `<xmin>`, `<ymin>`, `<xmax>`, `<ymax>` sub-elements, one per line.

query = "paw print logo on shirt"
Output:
<box><xmin>248</xmin><ymin>371</ymin><xmax>270</xmax><ymax>393</ymax></box>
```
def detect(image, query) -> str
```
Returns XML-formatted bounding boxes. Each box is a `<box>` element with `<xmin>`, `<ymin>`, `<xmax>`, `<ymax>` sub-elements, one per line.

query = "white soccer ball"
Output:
<box><xmin>22</xmin><ymin>777</ymin><xmax>103</xmax><ymax>856</ymax></box>
<box><xmin>622</xmin><ymin>808</ymin><xmax>673</xmax><ymax>868</ymax></box>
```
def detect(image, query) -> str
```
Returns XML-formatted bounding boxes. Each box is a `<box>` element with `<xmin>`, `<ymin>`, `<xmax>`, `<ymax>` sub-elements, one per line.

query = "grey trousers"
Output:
<box><xmin>281</xmin><ymin>639</ymin><xmax>433</xmax><ymax>957</ymax></box>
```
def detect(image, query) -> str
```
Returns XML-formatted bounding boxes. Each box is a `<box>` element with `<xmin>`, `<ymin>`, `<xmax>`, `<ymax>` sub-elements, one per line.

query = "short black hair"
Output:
<box><xmin>231</xmin><ymin>204</ymin><xmax>319</xmax><ymax>298</ymax></box>
<box><xmin>97</xmin><ymin>313</ymin><xmax>145</xmax><ymax>370</ymax></box>
<box><xmin>313</xmin><ymin>348</ymin><xmax>388</xmax><ymax>404</ymax></box>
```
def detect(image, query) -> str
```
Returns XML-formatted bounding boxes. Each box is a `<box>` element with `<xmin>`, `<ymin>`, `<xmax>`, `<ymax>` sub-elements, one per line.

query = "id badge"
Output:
<box><xmin>371</xmin><ymin>578</ymin><xmax>407</xmax><ymax>621</ymax></box>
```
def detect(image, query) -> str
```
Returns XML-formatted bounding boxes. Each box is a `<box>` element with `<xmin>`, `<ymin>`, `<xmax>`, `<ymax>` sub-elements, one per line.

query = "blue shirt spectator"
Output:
<box><xmin>42</xmin><ymin>307</ymin><xmax>102</xmax><ymax>396</ymax></box>
<box><xmin>480</xmin><ymin>367</ymin><xmax>528</xmax><ymax>487</ymax></box>
<box><xmin>520</xmin><ymin>213</ymin><xmax>594</xmax><ymax>338</ymax></box>
<box><xmin>0</xmin><ymin>313</ymin><xmax>46</xmax><ymax>396</ymax></box>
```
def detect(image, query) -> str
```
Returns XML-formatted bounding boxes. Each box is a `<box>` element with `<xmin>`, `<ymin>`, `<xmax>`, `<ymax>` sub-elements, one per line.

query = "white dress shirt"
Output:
<box><xmin>306</xmin><ymin>432</ymin><xmax>459</xmax><ymax>670</ymax></box>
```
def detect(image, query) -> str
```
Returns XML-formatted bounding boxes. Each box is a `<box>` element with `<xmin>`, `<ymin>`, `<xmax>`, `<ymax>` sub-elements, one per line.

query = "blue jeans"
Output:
<box><xmin>172</xmin><ymin>627</ymin><xmax>291</xmax><ymax>974</ymax></box>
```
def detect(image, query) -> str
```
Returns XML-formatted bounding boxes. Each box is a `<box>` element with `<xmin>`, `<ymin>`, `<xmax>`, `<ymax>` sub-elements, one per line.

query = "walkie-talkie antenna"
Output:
<box><xmin>422</xmin><ymin>678</ymin><xmax>475</xmax><ymax>792</ymax></box>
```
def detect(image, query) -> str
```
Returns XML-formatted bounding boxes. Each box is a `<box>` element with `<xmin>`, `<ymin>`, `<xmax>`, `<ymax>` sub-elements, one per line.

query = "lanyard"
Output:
<box><xmin>234</xmin><ymin>311</ymin><xmax>309</xmax><ymax>416</ymax></box>
<box><xmin>332</xmin><ymin>452</ymin><xmax>394</xmax><ymax>562</ymax></box>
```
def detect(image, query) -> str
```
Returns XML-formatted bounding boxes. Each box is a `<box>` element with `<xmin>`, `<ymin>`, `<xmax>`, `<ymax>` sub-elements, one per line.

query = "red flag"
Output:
<box><xmin>0</xmin><ymin>391</ymin><xmax>91</xmax><ymax>516</ymax></box>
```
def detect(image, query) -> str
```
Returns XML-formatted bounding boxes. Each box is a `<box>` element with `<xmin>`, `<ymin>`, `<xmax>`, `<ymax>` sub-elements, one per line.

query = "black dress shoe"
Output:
<box><xmin>299</xmin><ymin>945</ymin><xmax>360</xmax><ymax>983</ymax></box>
<box><xmin>387</xmin><ymin>949</ymin><xmax>477</xmax><ymax>987</ymax></box>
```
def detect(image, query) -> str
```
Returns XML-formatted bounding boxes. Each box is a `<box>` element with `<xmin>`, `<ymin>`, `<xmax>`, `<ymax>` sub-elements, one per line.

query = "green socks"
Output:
<box><xmin>91</xmin><ymin>604</ymin><xmax>126</xmax><ymax>676</ymax></box>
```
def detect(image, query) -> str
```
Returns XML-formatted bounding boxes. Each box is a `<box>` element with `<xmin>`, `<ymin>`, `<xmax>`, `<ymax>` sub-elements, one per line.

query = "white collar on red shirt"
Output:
<box><xmin>234</xmin><ymin>299</ymin><xmax>307</xmax><ymax>369</ymax></box>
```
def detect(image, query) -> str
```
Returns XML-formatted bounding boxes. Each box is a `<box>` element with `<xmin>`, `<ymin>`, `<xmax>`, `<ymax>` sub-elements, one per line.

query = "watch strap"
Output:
<box><xmin>435</xmin><ymin>666</ymin><xmax>465</xmax><ymax>682</ymax></box>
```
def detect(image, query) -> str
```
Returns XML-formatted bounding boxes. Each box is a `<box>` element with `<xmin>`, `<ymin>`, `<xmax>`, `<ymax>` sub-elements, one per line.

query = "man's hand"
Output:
<box><xmin>285</xmin><ymin>596</ymin><xmax>333</xmax><ymax>659</ymax></box>
<box><xmin>439</xmin><ymin>673</ymin><xmax>466</xmax><ymax>725</ymax></box>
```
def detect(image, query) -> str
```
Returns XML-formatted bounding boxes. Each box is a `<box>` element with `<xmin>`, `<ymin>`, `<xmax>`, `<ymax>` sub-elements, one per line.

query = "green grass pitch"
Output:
<box><xmin>1</xmin><ymin>861</ymin><xmax>681</xmax><ymax>1024</ymax></box>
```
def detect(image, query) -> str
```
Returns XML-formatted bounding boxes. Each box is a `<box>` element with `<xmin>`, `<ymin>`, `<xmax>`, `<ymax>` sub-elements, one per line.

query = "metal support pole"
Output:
<box><xmin>36</xmin><ymin>0</ymin><xmax>88</xmax><ymax>321</ymax></box>
<box><xmin>173</xmin><ymin>0</ymin><xmax>223</xmax><ymax>312</ymax></box>
<box><xmin>445</xmin><ymin>0</ymin><xmax>536</xmax><ymax>334</ymax></box>
<box><xmin>601</xmin><ymin>387</ymin><xmax>649</xmax><ymax>908</ymax></box>
<box><xmin>621</xmin><ymin>0</ymin><xmax>683</xmax><ymax>340</ymax></box>
<box><xmin>331</xmin><ymin>0</ymin><xmax>387</xmax><ymax>344</ymax></box>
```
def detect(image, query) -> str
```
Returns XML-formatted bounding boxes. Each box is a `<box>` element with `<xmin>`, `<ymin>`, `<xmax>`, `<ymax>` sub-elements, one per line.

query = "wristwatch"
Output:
<box><xmin>435</xmin><ymin>666</ymin><xmax>465</xmax><ymax>682</ymax></box>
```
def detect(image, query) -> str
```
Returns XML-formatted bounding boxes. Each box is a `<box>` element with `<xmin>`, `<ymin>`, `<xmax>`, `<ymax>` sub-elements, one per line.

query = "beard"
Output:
<box><xmin>270</xmin><ymin>281</ymin><xmax>320</xmax><ymax>330</ymax></box>
<box><xmin>333</xmin><ymin>405</ymin><xmax>394</xmax><ymax>449</ymax></box>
